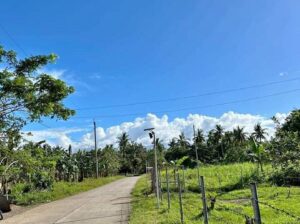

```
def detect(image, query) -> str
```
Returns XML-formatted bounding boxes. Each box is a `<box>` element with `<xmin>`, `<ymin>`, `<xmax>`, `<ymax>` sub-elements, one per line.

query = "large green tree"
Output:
<box><xmin>0</xmin><ymin>45</ymin><xmax>75</xmax><ymax>141</ymax></box>
<box><xmin>0</xmin><ymin>45</ymin><xmax>75</xmax><ymax>193</ymax></box>
<box><xmin>280</xmin><ymin>109</ymin><xmax>300</xmax><ymax>135</ymax></box>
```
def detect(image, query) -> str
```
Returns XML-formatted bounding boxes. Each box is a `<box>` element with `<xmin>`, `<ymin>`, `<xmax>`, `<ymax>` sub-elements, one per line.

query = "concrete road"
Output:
<box><xmin>3</xmin><ymin>177</ymin><xmax>140</xmax><ymax>224</ymax></box>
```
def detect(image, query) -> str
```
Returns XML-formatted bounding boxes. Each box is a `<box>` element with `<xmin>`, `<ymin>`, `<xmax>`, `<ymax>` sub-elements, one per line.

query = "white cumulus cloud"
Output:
<box><xmin>23</xmin><ymin>111</ymin><xmax>287</xmax><ymax>150</ymax></box>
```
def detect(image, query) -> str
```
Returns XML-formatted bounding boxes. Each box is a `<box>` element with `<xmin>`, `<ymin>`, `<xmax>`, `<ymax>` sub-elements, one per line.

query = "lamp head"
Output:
<box><xmin>149</xmin><ymin>132</ymin><xmax>153</xmax><ymax>139</ymax></box>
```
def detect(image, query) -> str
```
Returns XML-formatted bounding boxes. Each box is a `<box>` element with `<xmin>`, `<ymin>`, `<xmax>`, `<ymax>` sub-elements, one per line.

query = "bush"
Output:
<box><xmin>270</xmin><ymin>166</ymin><xmax>300</xmax><ymax>186</ymax></box>
<box><xmin>32</xmin><ymin>171</ymin><xmax>54</xmax><ymax>190</ymax></box>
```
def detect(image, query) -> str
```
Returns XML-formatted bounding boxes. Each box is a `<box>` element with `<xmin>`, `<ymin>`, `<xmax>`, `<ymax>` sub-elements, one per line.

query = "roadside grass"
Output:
<box><xmin>130</xmin><ymin>163</ymin><xmax>300</xmax><ymax>224</ymax></box>
<box><xmin>11</xmin><ymin>176</ymin><xmax>123</xmax><ymax>205</ymax></box>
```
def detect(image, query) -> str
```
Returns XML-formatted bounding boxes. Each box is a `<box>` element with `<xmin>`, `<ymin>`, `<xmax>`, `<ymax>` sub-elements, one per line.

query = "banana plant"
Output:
<box><xmin>248</xmin><ymin>137</ymin><xmax>265</xmax><ymax>173</ymax></box>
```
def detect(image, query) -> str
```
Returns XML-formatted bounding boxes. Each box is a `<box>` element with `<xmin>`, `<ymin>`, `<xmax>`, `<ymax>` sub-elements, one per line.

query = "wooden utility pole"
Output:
<box><xmin>193</xmin><ymin>125</ymin><xmax>201</xmax><ymax>191</ymax></box>
<box><xmin>94</xmin><ymin>120</ymin><xmax>99</xmax><ymax>178</ymax></box>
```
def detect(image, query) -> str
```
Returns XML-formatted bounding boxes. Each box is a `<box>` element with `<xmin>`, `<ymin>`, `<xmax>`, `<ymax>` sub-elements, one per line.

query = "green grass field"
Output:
<box><xmin>130</xmin><ymin>163</ymin><xmax>300</xmax><ymax>224</ymax></box>
<box><xmin>11</xmin><ymin>176</ymin><xmax>123</xmax><ymax>205</ymax></box>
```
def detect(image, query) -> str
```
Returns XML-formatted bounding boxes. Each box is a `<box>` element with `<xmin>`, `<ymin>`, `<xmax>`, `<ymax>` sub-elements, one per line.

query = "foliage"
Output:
<box><xmin>99</xmin><ymin>145</ymin><xmax>120</xmax><ymax>176</ymax></box>
<box><xmin>280</xmin><ymin>109</ymin><xmax>300</xmax><ymax>135</ymax></box>
<box><xmin>0</xmin><ymin>45</ymin><xmax>75</xmax><ymax>139</ymax></box>
<box><xmin>0</xmin><ymin>45</ymin><xmax>75</xmax><ymax>197</ymax></box>
<box><xmin>268</xmin><ymin>131</ymin><xmax>300</xmax><ymax>184</ymax></box>
<box><xmin>248</xmin><ymin>137</ymin><xmax>266</xmax><ymax>173</ymax></box>
<box><xmin>130</xmin><ymin>163</ymin><xmax>300</xmax><ymax>224</ymax></box>
<box><xmin>268</xmin><ymin>109</ymin><xmax>300</xmax><ymax>184</ymax></box>
<box><xmin>117</xmin><ymin>133</ymin><xmax>147</xmax><ymax>174</ymax></box>
<box><xmin>11</xmin><ymin>176</ymin><xmax>123</xmax><ymax>205</ymax></box>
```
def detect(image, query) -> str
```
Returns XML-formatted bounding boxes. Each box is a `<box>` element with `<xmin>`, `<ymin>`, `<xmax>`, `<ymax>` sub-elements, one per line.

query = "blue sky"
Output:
<box><xmin>1</xmin><ymin>1</ymin><xmax>300</xmax><ymax>148</ymax></box>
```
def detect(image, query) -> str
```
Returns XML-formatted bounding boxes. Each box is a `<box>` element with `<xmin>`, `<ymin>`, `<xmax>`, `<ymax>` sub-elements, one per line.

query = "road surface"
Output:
<box><xmin>2</xmin><ymin>176</ymin><xmax>140</xmax><ymax>224</ymax></box>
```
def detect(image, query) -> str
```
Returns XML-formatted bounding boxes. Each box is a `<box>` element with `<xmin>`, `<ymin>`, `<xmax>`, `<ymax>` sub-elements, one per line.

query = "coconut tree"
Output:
<box><xmin>194</xmin><ymin>129</ymin><xmax>205</xmax><ymax>145</ymax></box>
<box><xmin>193</xmin><ymin>129</ymin><xmax>208</xmax><ymax>160</ymax></box>
<box><xmin>223</xmin><ymin>131</ymin><xmax>234</xmax><ymax>146</ymax></box>
<box><xmin>165</xmin><ymin>133</ymin><xmax>189</xmax><ymax>162</ymax></box>
<box><xmin>252</xmin><ymin>123</ymin><xmax>267</xmax><ymax>142</ymax></box>
<box><xmin>168</xmin><ymin>138</ymin><xmax>177</xmax><ymax>148</ymax></box>
<box><xmin>233</xmin><ymin>126</ymin><xmax>247</xmax><ymax>145</ymax></box>
<box><xmin>214</xmin><ymin>124</ymin><xmax>224</xmax><ymax>158</ymax></box>
<box><xmin>177</xmin><ymin>132</ymin><xmax>190</xmax><ymax>149</ymax></box>
<box><xmin>117</xmin><ymin>132</ymin><xmax>129</xmax><ymax>158</ymax></box>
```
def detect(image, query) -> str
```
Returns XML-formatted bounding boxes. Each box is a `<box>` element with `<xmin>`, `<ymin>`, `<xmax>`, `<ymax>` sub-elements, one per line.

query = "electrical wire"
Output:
<box><xmin>74</xmin><ymin>88</ymin><xmax>300</xmax><ymax>119</ymax></box>
<box><xmin>0</xmin><ymin>23</ymin><xmax>28</xmax><ymax>56</ymax></box>
<box><xmin>75</xmin><ymin>77</ymin><xmax>300</xmax><ymax>110</ymax></box>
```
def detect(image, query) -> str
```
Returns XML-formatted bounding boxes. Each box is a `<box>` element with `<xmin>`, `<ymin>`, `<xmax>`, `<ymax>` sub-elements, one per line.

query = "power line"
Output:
<box><xmin>75</xmin><ymin>77</ymin><xmax>300</xmax><ymax>110</ymax></box>
<box><xmin>74</xmin><ymin>88</ymin><xmax>300</xmax><ymax>119</ymax></box>
<box><xmin>0</xmin><ymin>23</ymin><xmax>28</xmax><ymax>57</ymax></box>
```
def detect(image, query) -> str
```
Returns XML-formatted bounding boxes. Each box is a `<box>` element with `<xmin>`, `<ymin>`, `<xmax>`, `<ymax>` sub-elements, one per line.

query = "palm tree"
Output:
<box><xmin>233</xmin><ymin>126</ymin><xmax>247</xmax><ymax>145</ymax></box>
<box><xmin>193</xmin><ymin>128</ymin><xmax>205</xmax><ymax>163</ymax></box>
<box><xmin>117</xmin><ymin>132</ymin><xmax>129</xmax><ymax>158</ymax></box>
<box><xmin>214</xmin><ymin>124</ymin><xmax>224</xmax><ymax>158</ymax></box>
<box><xmin>155</xmin><ymin>138</ymin><xmax>165</xmax><ymax>166</ymax></box>
<box><xmin>214</xmin><ymin>125</ymin><xmax>224</xmax><ymax>139</ymax></box>
<box><xmin>252</xmin><ymin>123</ymin><xmax>267</xmax><ymax>142</ymax></box>
<box><xmin>177</xmin><ymin>132</ymin><xmax>190</xmax><ymax>149</ymax></box>
<box><xmin>223</xmin><ymin>131</ymin><xmax>233</xmax><ymax>146</ymax></box>
<box><xmin>194</xmin><ymin>129</ymin><xmax>205</xmax><ymax>145</ymax></box>
<box><xmin>168</xmin><ymin>138</ymin><xmax>177</xmax><ymax>148</ymax></box>
<box><xmin>155</xmin><ymin>138</ymin><xmax>165</xmax><ymax>153</ymax></box>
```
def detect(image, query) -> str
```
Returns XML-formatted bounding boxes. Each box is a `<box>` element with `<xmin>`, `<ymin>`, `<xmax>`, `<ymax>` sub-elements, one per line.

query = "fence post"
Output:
<box><xmin>174</xmin><ymin>167</ymin><xmax>178</xmax><ymax>187</ymax></box>
<box><xmin>166</xmin><ymin>166</ymin><xmax>171</xmax><ymax>210</ymax></box>
<box><xmin>200</xmin><ymin>176</ymin><xmax>209</xmax><ymax>224</ymax></box>
<box><xmin>250</xmin><ymin>182</ymin><xmax>262</xmax><ymax>224</ymax></box>
<box><xmin>182</xmin><ymin>165</ymin><xmax>186</xmax><ymax>192</ymax></box>
<box><xmin>287</xmin><ymin>185</ymin><xmax>291</xmax><ymax>198</ymax></box>
<box><xmin>177</xmin><ymin>173</ymin><xmax>184</xmax><ymax>224</ymax></box>
<box><xmin>158</xmin><ymin>168</ymin><xmax>163</xmax><ymax>201</ymax></box>
<box><xmin>240</xmin><ymin>167</ymin><xmax>244</xmax><ymax>188</ymax></box>
<box><xmin>217</xmin><ymin>174</ymin><xmax>222</xmax><ymax>194</ymax></box>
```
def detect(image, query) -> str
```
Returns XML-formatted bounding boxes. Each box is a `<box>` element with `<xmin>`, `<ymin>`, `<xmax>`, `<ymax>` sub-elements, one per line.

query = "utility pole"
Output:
<box><xmin>193</xmin><ymin>125</ymin><xmax>201</xmax><ymax>186</ymax></box>
<box><xmin>153</xmin><ymin>131</ymin><xmax>160</xmax><ymax>208</ymax></box>
<box><xmin>144</xmin><ymin>128</ymin><xmax>160</xmax><ymax>208</ymax></box>
<box><xmin>94</xmin><ymin>120</ymin><xmax>99</xmax><ymax>178</ymax></box>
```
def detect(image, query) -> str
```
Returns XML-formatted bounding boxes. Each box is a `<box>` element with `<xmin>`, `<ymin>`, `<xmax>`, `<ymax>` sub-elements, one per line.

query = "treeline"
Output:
<box><xmin>2</xmin><ymin>108</ymin><xmax>299</xmax><ymax>196</ymax></box>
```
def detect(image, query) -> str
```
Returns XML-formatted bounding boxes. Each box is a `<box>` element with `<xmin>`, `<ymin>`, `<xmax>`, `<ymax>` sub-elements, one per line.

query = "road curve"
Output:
<box><xmin>2</xmin><ymin>176</ymin><xmax>140</xmax><ymax>224</ymax></box>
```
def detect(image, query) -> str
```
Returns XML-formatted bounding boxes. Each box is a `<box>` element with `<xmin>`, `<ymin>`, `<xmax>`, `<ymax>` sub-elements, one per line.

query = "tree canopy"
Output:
<box><xmin>0</xmin><ymin>45</ymin><xmax>75</xmax><ymax>140</ymax></box>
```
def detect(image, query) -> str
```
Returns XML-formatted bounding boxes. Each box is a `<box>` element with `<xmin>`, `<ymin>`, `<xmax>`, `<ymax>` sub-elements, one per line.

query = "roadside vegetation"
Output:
<box><xmin>11</xmin><ymin>176</ymin><xmax>123</xmax><ymax>205</ymax></box>
<box><xmin>130</xmin><ymin>164</ymin><xmax>300</xmax><ymax>224</ymax></box>
<box><xmin>0</xmin><ymin>45</ymin><xmax>143</xmax><ymax>207</ymax></box>
<box><xmin>130</xmin><ymin>110</ymin><xmax>300</xmax><ymax>223</ymax></box>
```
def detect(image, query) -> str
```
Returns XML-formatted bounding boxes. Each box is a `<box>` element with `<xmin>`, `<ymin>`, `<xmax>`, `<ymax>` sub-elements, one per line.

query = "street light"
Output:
<box><xmin>144</xmin><ymin>128</ymin><xmax>160</xmax><ymax>208</ymax></box>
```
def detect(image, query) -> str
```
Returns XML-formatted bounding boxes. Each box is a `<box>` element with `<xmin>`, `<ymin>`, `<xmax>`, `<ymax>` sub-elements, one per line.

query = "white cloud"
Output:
<box><xmin>23</xmin><ymin>128</ymin><xmax>86</xmax><ymax>149</ymax></box>
<box><xmin>279</xmin><ymin>72</ymin><xmax>288</xmax><ymax>77</ymax></box>
<box><xmin>89</xmin><ymin>73</ymin><xmax>102</xmax><ymax>80</ymax></box>
<box><xmin>37</xmin><ymin>68</ymin><xmax>94</xmax><ymax>94</ymax></box>
<box><xmin>23</xmin><ymin>111</ymin><xmax>287</xmax><ymax>150</ymax></box>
